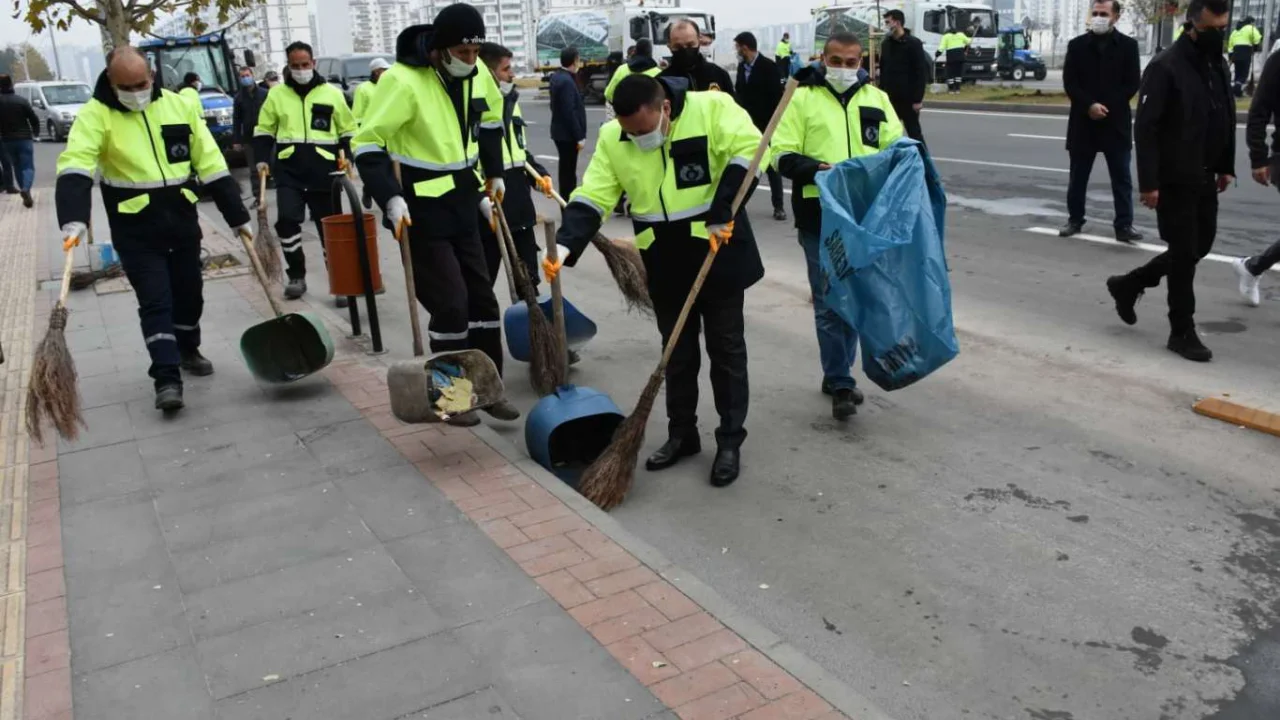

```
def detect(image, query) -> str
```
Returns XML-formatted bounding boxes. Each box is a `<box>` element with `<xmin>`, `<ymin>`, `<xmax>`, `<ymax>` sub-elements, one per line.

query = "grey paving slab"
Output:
<box><xmin>212</xmin><ymin>634</ymin><xmax>487</xmax><ymax>720</ymax></box>
<box><xmin>151</xmin><ymin>438</ymin><xmax>327</xmax><ymax>516</ymax></box>
<box><xmin>197</xmin><ymin>587</ymin><xmax>444</xmax><ymax>699</ymax></box>
<box><xmin>260</xmin><ymin>382</ymin><xmax>364</xmax><ymax>432</ymax></box>
<box><xmin>125</xmin><ymin>381</ymin><xmax>275</xmax><ymax>441</ymax></box>
<box><xmin>386</xmin><ymin>522</ymin><xmax>546</xmax><ymax>630</ymax></box>
<box><xmin>299</xmin><ymin>418</ymin><xmax>411</xmax><ymax>477</ymax></box>
<box><xmin>60</xmin><ymin>493</ymin><xmax>170</xmax><ymax>598</ymax></box>
<box><xmin>67</xmin><ymin>573</ymin><xmax>189</xmax><ymax>674</ymax></box>
<box><xmin>57</xmin><ymin>402</ymin><xmax>134</xmax><ymax>453</ymax></box>
<box><xmin>408</xmin><ymin>687</ymin><xmax>521</xmax><ymax>719</ymax></box>
<box><xmin>454</xmin><ymin>600</ymin><xmax>666</xmax><ymax>720</ymax></box>
<box><xmin>72</xmin><ymin>347</ymin><xmax>120</xmax><ymax>379</ymax></box>
<box><xmin>64</xmin><ymin>324</ymin><xmax>111</xmax><ymax>353</ymax></box>
<box><xmin>137</xmin><ymin>417</ymin><xmax>298</xmax><ymax>486</ymax></box>
<box><xmin>77</xmin><ymin>371</ymin><xmax>154</xmax><ymax>411</ymax></box>
<box><xmin>73</xmin><ymin>645</ymin><xmax>214</xmax><ymax>720</ymax></box>
<box><xmin>171</xmin><ymin>509</ymin><xmax>378</xmax><ymax>593</ymax></box>
<box><xmin>56</xmin><ymin>440</ymin><xmax>149</xmax><ymax>507</ymax></box>
<box><xmin>160</xmin><ymin>482</ymin><xmax>350</xmax><ymax>554</ymax></box>
<box><xmin>184</xmin><ymin>546</ymin><xmax>411</xmax><ymax>641</ymax></box>
<box><xmin>334</xmin><ymin>463</ymin><xmax>466</xmax><ymax>543</ymax></box>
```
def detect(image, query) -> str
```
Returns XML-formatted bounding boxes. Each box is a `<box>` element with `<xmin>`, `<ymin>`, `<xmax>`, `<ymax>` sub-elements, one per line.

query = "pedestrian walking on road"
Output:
<box><xmin>878</xmin><ymin>9</ymin><xmax>931</xmax><ymax>144</ymax></box>
<box><xmin>0</xmin><ymin>74</ymin><xmax>39</xmax><ymax>208</ymax></box>
<box><xmin>55</xmin><ymin>47</ymin><xmax>252</xmax><ymax>411</ymax></box>
<box><xmin>1232</xmin><ymin>47</ymin><xmax>1280</xmax><ymax>306</ymax></box>
<box><xmin>733</xmin><ymin>31</ymin><xmax>787</xmax><ymax>221</ymax></box>
<box><xmin>253</xmin><ymin>40</ymin><xmax>356</xmax><ymax>302</ymax></box>
<box><xmin>232</xmin><ymin>67</ymin><xmax>268</xmax><ymax>205</ymax></box>
<box><xmin>1106</xmin><ymin>0</ymin><xmax>1235</xmax><ymax>362</ymax></box>
<box><xmin>542</xmin><ymin>74</ymin><xmax>764</xmax><ymax>487</ymax></box>
<box><xmin>776</xmin><ymin>33</ymin><xmax>792</xmax><ymax>80</ymax></box>
<box><xmin>1227</xmin><ymin>16</ymin><xmax>1262</xmax><ymax>97</ymax></box>
<box><xmin>353</xmin><ymin>5</ymin><xmax>520</xmax><ymax>426</ymax></box>
<box><xmin>937</xmin><ymin>27</ymin><xmax>971</xmax><ymax>94</ymax></box>
<box><xmin>773</xmin><ymin>32</ymin><xmax>904</xmax><ymax>420</ymax></box>
<box><xmin>549</xmin><ymin>47</ymin><xmax>587</xmax><ymax>197</ymax></box>
<box><xmin>1060</xmin><ymin>0</ymin><xmax>1142</xmax><ymax>243</ymax></box>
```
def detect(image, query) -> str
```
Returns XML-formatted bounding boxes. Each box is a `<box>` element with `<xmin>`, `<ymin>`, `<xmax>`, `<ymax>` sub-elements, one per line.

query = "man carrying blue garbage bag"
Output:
<box><xmin>773</xmin><ymin>31</ymin><xmax>904</xmax><ymax>421</ymax></box>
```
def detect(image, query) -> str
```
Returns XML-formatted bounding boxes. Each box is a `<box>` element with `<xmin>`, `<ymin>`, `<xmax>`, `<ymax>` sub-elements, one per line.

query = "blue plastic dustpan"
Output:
<box><xmin>506</xmin><ymin>293</ymin><xmax>597</xmax><ymax>362</ymax></box>
<box><xmin>524</xmin><ymin>384</ymin><xmax>624</xmax><ymax>488</ymax></box>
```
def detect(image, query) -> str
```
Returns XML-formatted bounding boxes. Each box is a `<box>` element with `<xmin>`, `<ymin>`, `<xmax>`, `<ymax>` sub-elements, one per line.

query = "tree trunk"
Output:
<box><xmin>95</xmin><ymin>0</ymin><xmax>131</xmax><ymax>53</ymax></box>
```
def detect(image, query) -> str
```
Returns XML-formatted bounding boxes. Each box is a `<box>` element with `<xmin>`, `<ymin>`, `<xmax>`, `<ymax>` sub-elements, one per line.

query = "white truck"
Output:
<box><xmin>811</xmin><ymin>1</ymin><xmax>999</xmax><ymax>83</ymax></box>
<box><xmin>536</xmin><ymin>2</ymin><xmax>718</xmax><ymax>103</ymax></box>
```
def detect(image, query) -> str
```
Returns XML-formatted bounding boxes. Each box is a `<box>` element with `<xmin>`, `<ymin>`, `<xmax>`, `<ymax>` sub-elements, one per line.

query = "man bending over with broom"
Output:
<box><xmin>542</xmin><ymin>74</ymin><xmax>764</xmax><ymax>487</ymax></box>
<box><xmin>55</xmin><ymin>47</ymin><xmax>253</xmax><ymax>411</ymax></box>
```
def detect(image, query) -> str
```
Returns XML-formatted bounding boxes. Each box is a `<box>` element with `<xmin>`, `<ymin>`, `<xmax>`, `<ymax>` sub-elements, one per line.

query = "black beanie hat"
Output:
<box><xmin>431</xmin><ymin>4</ymin><xmax>486</xmax><ymax>49</ymax></box>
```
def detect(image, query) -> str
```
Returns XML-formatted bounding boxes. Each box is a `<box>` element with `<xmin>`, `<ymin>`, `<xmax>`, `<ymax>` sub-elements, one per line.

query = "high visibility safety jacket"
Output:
<box><xmin>353</xmin><ymin>24</ymin><xmax>505</xmax><ymax>239</ymax></box>
<box><xmin>352</xmin><ymin>79</ymin><xmax>378</xmax><ymax>124</ymax></box>
<box><xmin>253</xmin><ymin>75</ymin><xmax>356</xmax><ymax>191</ymax></box>
<box><xmin>55</xmin><ymin>71</ymin><xmax>248</xmax><ymax>250</ymax></box>
<box><xmin>604</xmin><ymin>57</ymin><xmax>661</xmax><ymax>104</ymax></box>
<box><xmin>772</xmin><ymin>64</ymin><xmax>904</xmax><ymax>233</ymax></box>
<box><xmin>494</xmin><ymin>88</ymin><xmax>551</xmax><ymax>230</ymax></box>
<box><xmin>776</xmin><ymin>40</ymin><xmax>792</xmax><ymax>59</ymax></box>
<box><xmin>938</xmin><ymin>31</ymin><xmax>971</xmax><ymax>55</ymax></box>
<box><xmin>178</xmin><ymin>85</ymin><xmax>202</xmax><ymax>114</ymax></box>
<box><xmin>557</xmin><ymin>77</ymin><xmax>765</xmax><ymax>296</ymax></box>
<box><xmin>1229</xmin><ymin>24</ymin><xmax>1262</xmax><ymax>52</ymax></box>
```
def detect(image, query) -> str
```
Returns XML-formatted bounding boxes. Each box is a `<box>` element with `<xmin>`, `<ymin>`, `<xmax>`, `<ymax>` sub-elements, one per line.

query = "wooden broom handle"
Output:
<box><xmin>543</xmin><ymin>220</ymin><xmax>568</xmax><ymax>375</ymax></box>
<box><xmin>57</xmin><ymin>244</ymin><xmax>76</xmax><ymax>306</ymax></box>
<box><xmin>237</xmin><ymin>230</ymin><xmax>286</xmax><ymax>318</ymax></box>
<box><xmin>657</xmin><ymin>78</ymin><xmax>800</xmax><ymax>369</ymax></box>
<box><xmin>393</xmin><ymin>161</ymin><xmax>424</xmax><ymax>357</ymax></box>
<box><xmin>489</xmin><ymin>195</ymin><xmax>520</xmax><ymax>304</ymax></box>
<box><xmin>525</xmin><ymin>161</ymin><xmax>630</xmax><ymax>253</ymax></box>
<box><xmin>258</xmin><ymin>168</ymin><xmax>268</xmax><ymax>203</ymax></box>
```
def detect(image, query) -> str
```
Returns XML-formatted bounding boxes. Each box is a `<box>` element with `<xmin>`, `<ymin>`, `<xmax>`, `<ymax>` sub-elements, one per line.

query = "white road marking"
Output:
<box><xmin>534</xmin><ymin>154</ymin><xmax>558</xmax><ymax>161</ymax></box>
<box><xmin>934</xmin><ymin>157</ymin><xmax>1069</xmax><ymax>174</ymax></box>
<box><xmin>923</xmin><ymin>108</ymin><xmax>1068</xmax><ymax>120</ymax></box>
<box><xmin>1008</xmin><ymin>133</ymin><xmax>1065</xmax><ymax>140</ymax></box>
<box><xmin>1025</xmin><ymin>226</ymin><xmax>1279</xmax><ymax>273</ymax></box>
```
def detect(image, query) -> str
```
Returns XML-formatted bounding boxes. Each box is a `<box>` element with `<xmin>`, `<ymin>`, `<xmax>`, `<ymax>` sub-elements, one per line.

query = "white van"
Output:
<box><xmin>14</xmin><ymin>81</ymin><xmax>93</xmax><ymax>142</ymax></box>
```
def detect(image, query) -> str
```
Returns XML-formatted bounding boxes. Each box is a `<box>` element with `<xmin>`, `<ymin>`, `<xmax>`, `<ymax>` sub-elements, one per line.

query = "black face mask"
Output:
<box><xmin>670</xmin><ymin>47</ymin><xmax>703</xmax><ymax>69</ymax></box>
<box><xmin>1193</xmin><ymin>26</ymin><xmax>1225</xmax><ymax>54</ymax></box>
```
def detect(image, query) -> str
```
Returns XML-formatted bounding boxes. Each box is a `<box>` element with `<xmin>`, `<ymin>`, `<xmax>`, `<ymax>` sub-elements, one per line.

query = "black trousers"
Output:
<box><xmin>653</xmin><ymin>285</ymin><xmax>749</xmax><ymax>449</ymax></box>
<box><xmin>1119</xmin><ymin>177</ymin><xmax>1218</xmax><ymax>332</ymax></box>
<box><xmin>478</xmin><ymin>213</ymin><xmax>540</xmax><ymax>297</ymax></box>
<box><xmin>945</xmin><ymin>53</ymin><xmax>965</xmax><ymax>91</ymax></box>
<box><xmin>765</xmin><ymin>167</ymin><xmax>785</xmax><ymax>211</ymax></box>
<box><xmin>1232</xmin><ymin>47</ymin><xmax>1251</xmax><ymax>93</ymax></box>
<box><xmin>116</xmin><ymin>241</ymin><xmax>203</xmax><ymax>390</ymax></box>
<box><xmin>243</xmin><ymin>146</ymin><xmax>261</xmax><ymax>204</ymax></box>
<box><xmin>275</xmin><ymin>185</ymin><xmax>334</xmax><ymax>280</ymax></box>
<box><xmin>408</xmin><ymin>220</ymin><xmax>504</xmax><ymax>375</ymax></box>
<box><xmin>891</xmin><ymin>100</ymin><xmax>925</xmax><ymax>144</ymax></box>
<box><xmin>1245</xmin><ymin>239</ymin><xmax>1280</xmax><ymax>275</ymax></box>
<box><xmin>554</xmin><ymin>140</ymin><xmax>579</xmax><ymax>198</ymax></box>
<box><xmin>1067</xmin><ymin>147</ymin><xmax>1134</xmax><ymax>229</ymax></box>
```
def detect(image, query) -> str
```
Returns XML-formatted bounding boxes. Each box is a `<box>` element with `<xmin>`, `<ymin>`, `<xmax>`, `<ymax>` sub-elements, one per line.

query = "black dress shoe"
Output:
<box><xmin>1106</xmin><ymin>276</ymin><xmax>1141</xmax><ymax>326</ymax></box>
<box><xmin>710</xmin><ymin>447</ymin><xmax>740</xmax><ymax>487</ymax></box>
<box><xmin>833</xmin><ymin>388</ymin><xmax>859</xmax><ymax>420</ymax></box>
<box><xmin>820</xmin><ymin>381</ymin><xmax>864</xmax><ymax>405</ymax></box>
<box><xmin>645</xmin><ymin>436</ymin><xmax>701</xmax><ymax>472</ymax></box>
<box><xmin>1059</xmin><ymin>221</ymin><xmax>1083</xmax><ymax>237</ymax></box>
<box><xmin>1114</xmin><ymin>226</ymin><xmax>1143</xmax><ymax>243</ymax></box>
<box><xmin>772</xmin><ymin>207</ymin><xmax>787</xmax><ymax>221</ymax></box>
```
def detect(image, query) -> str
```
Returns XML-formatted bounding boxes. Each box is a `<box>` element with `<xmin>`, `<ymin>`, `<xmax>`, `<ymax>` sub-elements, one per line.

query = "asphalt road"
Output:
<box><xmin>31</xmin><ymin>98</ymin><xmax>1280</xmax><ymax>720</ymax></box>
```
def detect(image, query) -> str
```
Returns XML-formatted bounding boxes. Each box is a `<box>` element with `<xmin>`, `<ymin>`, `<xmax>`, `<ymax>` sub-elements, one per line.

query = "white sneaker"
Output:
<box><xmin>1233</xmin><ymin>257</ymin><xmax>1262</xmax><ymax>307</ymax></box>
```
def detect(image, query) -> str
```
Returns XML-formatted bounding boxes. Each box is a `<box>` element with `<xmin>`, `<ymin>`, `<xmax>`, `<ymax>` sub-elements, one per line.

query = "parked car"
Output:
<box><xmin>14</xmin><ymin>81</ymin><xmax>93</xmax><ymax>141</ymax></box>
<box><xmin>315</xmin><ymin>53</ymin><xmax>395</xmax><ymax>106</ymax></box>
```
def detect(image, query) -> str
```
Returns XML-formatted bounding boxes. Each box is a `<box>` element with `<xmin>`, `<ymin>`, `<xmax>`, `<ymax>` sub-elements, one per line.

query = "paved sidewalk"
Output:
<box><xmin>8</xmin><ymin>194</ymin><xmax>864</xmax><ymax>720</ymax></box>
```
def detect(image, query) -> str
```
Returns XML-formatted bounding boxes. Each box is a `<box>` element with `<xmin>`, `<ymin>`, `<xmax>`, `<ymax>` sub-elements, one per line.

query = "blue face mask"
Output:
<box><xmin>239</xmin><ymin>76</ymin><xmax>254</xmax><ymax>87</ymax></box>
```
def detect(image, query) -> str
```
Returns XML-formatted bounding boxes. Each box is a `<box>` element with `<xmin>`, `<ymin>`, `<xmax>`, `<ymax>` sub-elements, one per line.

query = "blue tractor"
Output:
<box><xmin>997</xmin><ymin>27</ymin><xmax>1046</xmax><ymax>82</ymax></box>
<box><xmin>137</xmin><ymin>33</ymin><xmax>255</xmax><ymax>164</ymax></box>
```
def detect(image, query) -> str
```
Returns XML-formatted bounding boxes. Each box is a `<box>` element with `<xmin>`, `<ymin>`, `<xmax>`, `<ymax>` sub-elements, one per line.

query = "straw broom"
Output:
<box><xmin>524</xmin><ymin>162</ymin><xmax>652</xmax><ymax>315</ymax></box>
<box><xmin>255</xmin><ymin>169</ymin><xmax>284</xmax><ymax>282</ymax></box>
<box><xmin>492</xmin><ymin>196</ymin><xmax>565</xmax><ymax>396</ymax></box>
<box><xmin>577</xmin><ymin>78</ymin><xmax>801</xmax><ymax>511</ymax></box>
<box><xmin>27</xmin><ymin>232</ymin><xmax>87</xmax><ymax>443</ymax></box>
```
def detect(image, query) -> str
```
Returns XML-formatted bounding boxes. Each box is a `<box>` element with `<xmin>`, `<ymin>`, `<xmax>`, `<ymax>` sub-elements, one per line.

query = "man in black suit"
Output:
<box><xmin>1061</xmin><ymin>0</ymin><xmax>1142</xmax><ymax>242</ymax></box>
<box><xmin>549</xmin><ymin>47</ymin><xmax>587</xmax><ymax>196</ymax></box>
<box><xmin>734</xmin><ymin>31</ymin><xmax>786</xmax><ymax>221</ymax></box>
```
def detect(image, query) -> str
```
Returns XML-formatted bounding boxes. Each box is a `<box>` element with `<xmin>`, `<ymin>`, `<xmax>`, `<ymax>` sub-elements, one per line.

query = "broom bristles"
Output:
<box><xmin>577</xmin><ymin>370</ymin><xmax>664</xmax><ymax>510</ymax></box>
<box><xmin>26</xmin><ymin>305</ymin><xmax>85</xmax><ymax>444</ymax></box>
<box><xmin>255</xmin><ymin>208</ymin><xmax>284</xmax><ymax>283</ymax></box>
<box><xmin>591</xmin><ymin>235</ymin><xmax>652</xmax><ymax>315</ymax></box>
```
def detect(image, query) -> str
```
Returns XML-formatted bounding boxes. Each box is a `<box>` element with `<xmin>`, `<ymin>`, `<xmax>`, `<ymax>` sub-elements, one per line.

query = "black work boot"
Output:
<box><xmin>1167</xmin><ymin>328</ymin><xmax>1212</xmax><ymax>362</ymax></box>
<box><xmin>284</xmin><ymin>277</ymin><xmax>306</xmax><ymax>300</ymax></box>
<box><xmin>483</xmin><ymin>399</ymin><xmax>521</xmax><ymax>421</ymax></box>
<box><xmin>773</xmin><ymin>207</ymin><xmax>787</xmax><ymax>222</ymax></box>
<box><xmin>1059</xmin><ymin>221</ymin><xmax>1083</xmax><ymax>237</ymax></box>
<box><xmin>155</xmin><ymin>384</ymin><xmax>184</xmax><ymax>411</ymax></box>
<box><xmin>179</xmin><ymin>349</ymin><xmax>214</xmax><ymax>376</ymax></box>
<box><xmin>1106</xmin><ymin>276</ymin><xmax>1141</xmax><ymax>326</ymax></box>
<box><xmin>645</xmin><ymin>435</ymin><xmax>701</xmax><ymax>472</ymax></box>
<box><xmin>833</xmin><ymin>388</ymin><xmax>859</xmax><ymax>420</ymax></box>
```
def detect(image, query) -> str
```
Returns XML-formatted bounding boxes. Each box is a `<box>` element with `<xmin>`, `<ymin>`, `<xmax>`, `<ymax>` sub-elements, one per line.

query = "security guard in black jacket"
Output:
<box><xmin>661</xmin><ymin>19</ymin><xmax>736</xmax><ymax>97</ymax></box>
<box><xmin>56</xmin><ymin>47</ymin><xmax>252</xmax><ymax>411</ymax></box>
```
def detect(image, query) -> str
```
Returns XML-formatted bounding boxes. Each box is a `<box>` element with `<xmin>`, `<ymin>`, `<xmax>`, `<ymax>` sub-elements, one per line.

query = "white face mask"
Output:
<box><xmin>629</xmin><ymin>116</ymin><xmax>667</xmax><ymax>152</ymax></box>
<box><xmin>291</xmin><ymin>68</ymin><xmax>314</xmax><ymax>84</ymax></box>
<box><xmin>499</xmin><ymin>80</ymin><xmax>514</xmax><ymax>95</ymax></box>
<box><xmin>193</xmin><ymin>81</ymin><xmax>202</xmax><ymax>91</ymax></box>
<box><xmin>444</xmin><ymin>52</ymin><xmax>476</xmax><ymax>78</ymax></box>
<box><xmin>1089</xmin><ymin>16</ymin><xmax>1112</xmax><ymax>34</ymax></box>
<box><xmin>826</xmin><ymin>66</ymin><xmax>860</xmax><ymax>93</ymax></box>
<box><xmin>117</xmin><ymin>88</ymin><xmax>151</xmax><ymax>112</ymax></box>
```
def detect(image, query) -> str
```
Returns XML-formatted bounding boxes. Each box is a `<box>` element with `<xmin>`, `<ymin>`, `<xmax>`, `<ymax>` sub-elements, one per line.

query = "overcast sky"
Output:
<box><xmin>0</xmin><ymin>1</ymin><xmax>818</xmax><ymax>52</ymax></box>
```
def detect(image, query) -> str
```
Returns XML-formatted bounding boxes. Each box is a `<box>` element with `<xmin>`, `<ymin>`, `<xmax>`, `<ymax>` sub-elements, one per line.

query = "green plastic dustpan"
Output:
<box><xmin>236</xmin><ymin>231</ymin><xmax>335</xmax><ymax>383</ymax></box>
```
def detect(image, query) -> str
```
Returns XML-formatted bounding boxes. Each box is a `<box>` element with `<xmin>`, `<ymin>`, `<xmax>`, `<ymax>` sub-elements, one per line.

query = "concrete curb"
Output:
<box><xmin>470</xmin><ymin>424</ymin><xmax>900</xmax><ymax>720</ymax></box>
<box><xmin>928</xmin><ymin>99</ymin><xmax>1251</xmax><ymax>123</ymax></box>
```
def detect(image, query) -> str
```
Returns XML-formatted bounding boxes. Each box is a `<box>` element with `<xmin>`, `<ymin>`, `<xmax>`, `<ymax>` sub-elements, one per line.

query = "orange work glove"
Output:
<box><xmin>707</xmin><ymin>221</ymin><xmax>734</xmax><ymax>253</ymax></box>
<box><xmin>536</xmin><ymin>175</ymin><xmax>553</xmax><ymax>198</ymax></box>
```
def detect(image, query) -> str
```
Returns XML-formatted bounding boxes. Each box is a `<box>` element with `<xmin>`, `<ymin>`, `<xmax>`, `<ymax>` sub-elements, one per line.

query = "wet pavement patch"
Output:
<box><xmin>964</xmin><ymin>483</ymin><xmax>1071</xmax><ymax>512</ymax></box>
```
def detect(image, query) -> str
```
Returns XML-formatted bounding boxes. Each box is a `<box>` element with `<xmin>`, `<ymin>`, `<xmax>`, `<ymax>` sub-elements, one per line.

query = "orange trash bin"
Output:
<box><xmin>321</xmin><ymin>211</ymin><xmax>384</xmax><ymax>296</ymax></box>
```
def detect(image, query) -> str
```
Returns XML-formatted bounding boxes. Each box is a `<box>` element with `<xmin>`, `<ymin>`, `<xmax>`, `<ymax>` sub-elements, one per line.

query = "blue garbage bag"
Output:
<box><xmin>815</xmin><ymin>140</ymin><xmax>958</xmax><ymax>391</ymax></box>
